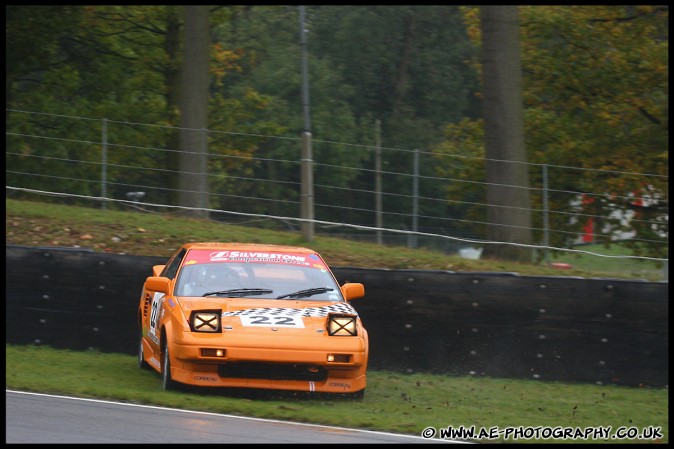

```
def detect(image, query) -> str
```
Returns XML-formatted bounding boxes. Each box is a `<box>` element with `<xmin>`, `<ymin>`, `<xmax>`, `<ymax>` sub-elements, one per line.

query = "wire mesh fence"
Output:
<box><xmin>5</xmin><ymin>109</ymin><xmax>669</xmax><ymax>274</ymax></box>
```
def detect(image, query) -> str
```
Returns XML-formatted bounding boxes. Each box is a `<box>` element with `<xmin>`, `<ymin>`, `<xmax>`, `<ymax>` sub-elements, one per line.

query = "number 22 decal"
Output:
<box><xmin>240</xmin><ymin>314</ymin><xmax>304</xmax><ymax>328</ymax></box>
<box><xmin>149</xmin><ymin>292</ymin><xmax>165</xmax><ymax>338</ymax></box>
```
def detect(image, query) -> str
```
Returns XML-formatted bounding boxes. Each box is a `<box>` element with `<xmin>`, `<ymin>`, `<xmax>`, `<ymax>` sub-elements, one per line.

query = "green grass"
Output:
<box><xmin>552</xmin><ymin>243</ymin><xmax>666</xmax><ymax>279</ymax></box>
<box><xmin>5</xmin><ymin>344</ymin><xmax>668</xmax><ymax>444</ymax></box>
<box><xmin>5</xmin><ymin>198</ymin><xmax>665</xmax><ymax>280</ymax></box>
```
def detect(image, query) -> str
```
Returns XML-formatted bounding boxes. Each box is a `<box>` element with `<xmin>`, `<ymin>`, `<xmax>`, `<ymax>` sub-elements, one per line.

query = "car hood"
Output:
<box><xmin>176</xmin><ymin>297</ymin><xmax>359</xmax><ymax>335</ymax></box>
<box><xmin>176</xmin><ymin>297</ymin><xmax>358</xmax><ymax>318</ymax></box>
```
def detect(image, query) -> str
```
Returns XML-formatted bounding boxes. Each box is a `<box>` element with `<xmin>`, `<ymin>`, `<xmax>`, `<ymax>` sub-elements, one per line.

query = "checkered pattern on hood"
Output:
<box><xmin>222</xmin><ymin>302</ymin><xmax>358</xmax><ymax>317</ymax></box>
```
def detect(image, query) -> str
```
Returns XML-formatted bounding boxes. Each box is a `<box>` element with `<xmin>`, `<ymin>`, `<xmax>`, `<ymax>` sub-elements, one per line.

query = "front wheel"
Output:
<box><xmin>161</xmin><ymin>344</ymin><xmax>181</xmax><ymax>391</ymax></box>
<box><xmin>347</xmin><ymin>388</ymin><xmax>365</xmax><ymax>401</ymax></box>
<box><xmin>137</xmin><ymin>334</ymin><xmax>150</xmax><ymax>370</ymax></box>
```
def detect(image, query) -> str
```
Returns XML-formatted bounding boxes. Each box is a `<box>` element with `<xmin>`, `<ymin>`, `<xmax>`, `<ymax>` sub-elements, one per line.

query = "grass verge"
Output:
<box><xmin>5</xmin><ymin>199</ymin><xmax>666</xmax><ymax>280</ymax></box>
<box><xmin>6</xmin><ymin>344</ymin><xmax>668</xmax><ymax>444</ymax></box>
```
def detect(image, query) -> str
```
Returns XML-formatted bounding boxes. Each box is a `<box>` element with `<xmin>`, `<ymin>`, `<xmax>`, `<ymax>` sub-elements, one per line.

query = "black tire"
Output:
<box><xmin>161</xmin><ymin>344</ymin><xmax>180</xmax><ymax>391</ymax></box>
<box><xmin>137</xmin><ymin>334</ymin><xmax>150</xmax><ymax>370</ymax></box>
<box><xmin>347</xmin><ymin>389</ymin><xmax>365</xmax><ymax>400</ymax></box>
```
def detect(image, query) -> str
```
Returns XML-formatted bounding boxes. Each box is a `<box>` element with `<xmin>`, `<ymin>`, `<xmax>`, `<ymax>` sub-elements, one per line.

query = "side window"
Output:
<box><xmin>161</xmin><ymin>248</ymin><xmax>186</xmax><ymax>280</ymax></box>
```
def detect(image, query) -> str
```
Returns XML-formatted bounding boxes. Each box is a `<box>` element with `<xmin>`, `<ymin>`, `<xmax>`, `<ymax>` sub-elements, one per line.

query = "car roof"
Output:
<box><xmin>181</xmin><ymin>242</ymin><xmax>318</xmax><ymax>254</ymax></box>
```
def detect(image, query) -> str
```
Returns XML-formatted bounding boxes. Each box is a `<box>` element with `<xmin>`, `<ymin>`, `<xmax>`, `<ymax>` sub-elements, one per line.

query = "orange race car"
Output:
<box><xmin>137</xmin><ymin>242</ymin><xmax>368</xmax><ymax>398</ymax></box>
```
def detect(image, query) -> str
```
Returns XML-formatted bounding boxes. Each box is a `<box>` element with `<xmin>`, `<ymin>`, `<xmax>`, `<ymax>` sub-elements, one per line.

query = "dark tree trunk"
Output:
<box><xmin>179</xmin><ymin>5</ymin><xmax>210</xmax><ymax>218</ymax></box>
<box><xmin>480</xmin><ymin>5</ymin><xmax>533</xmax><ymax>262</ymax></box>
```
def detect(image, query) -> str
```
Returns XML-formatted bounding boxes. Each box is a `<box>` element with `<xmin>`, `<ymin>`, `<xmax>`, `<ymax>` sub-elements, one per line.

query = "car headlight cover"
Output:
<box><xmin>327</xmin><ymin>314</ymin><xmax>357</xmax><ymax>336</ymax></box>
<box><xmin>190</xmin><ymin>310</ymin><xmax>222</xmax><ymax>333</ymax></box>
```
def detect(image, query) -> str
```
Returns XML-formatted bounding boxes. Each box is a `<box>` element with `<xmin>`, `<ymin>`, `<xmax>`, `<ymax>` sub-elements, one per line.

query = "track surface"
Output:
<box><xmin>6</xmin><ymin>390</ymin><xmax>462</xmax><ymax>444</ymax></box>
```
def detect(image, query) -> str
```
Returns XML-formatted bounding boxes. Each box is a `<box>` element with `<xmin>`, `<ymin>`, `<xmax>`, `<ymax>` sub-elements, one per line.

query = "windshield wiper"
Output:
<box><xmin>276</xmin><ymin>287</ymin><xmax>334</xmax><ymax>300</ymax></box>
<box><xmin>203</xmin><ymin>288</ymin><xmax>273</xmax><ymax>297</ymax></box>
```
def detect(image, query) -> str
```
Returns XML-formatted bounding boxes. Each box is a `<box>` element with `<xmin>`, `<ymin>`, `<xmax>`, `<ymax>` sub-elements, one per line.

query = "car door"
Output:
<box><xmin>144</xmin><ymin>247</ymin><xmax>187</xmax><ymax>357</ymax></box>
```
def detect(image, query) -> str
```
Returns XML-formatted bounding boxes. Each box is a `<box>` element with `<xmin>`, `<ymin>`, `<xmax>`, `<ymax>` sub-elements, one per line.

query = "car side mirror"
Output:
<box><xmin>152</xmin><ymin>265</ymin><xmax>166</xmax><ymax>277</ymax></box>
<box><xmin>145</xmin><ymin>276</ymin><xmax>170</xmax><ymax>294</ymax></box>
<box><xmin>341</xmin><ymin>283</ymin><xmax>364</xmax><ymax>301</ymax></box>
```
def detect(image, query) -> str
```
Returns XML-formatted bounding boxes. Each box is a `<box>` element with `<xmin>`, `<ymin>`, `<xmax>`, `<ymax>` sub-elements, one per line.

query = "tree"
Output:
<box><xmin>5</xmin><ymin>6</ymin><xmax>83</xmax><ymax>110</ymax></box>
<box><xmin>308</xmin><ymin>6</ymin><xmax>482</xmax><ymax>233</ymax></box>
<box><xmin>519</xmin><ymin>5</ymin><xmax>668</xmax><ymax>259</ymax></box>
<box><xmin>435</xmin><ymin>5</ymin><xmax>668</xmax><ymax>260</ymax></box>
<box><xmin>480</xmin><ymin>6</ymin><xmax>533</xmax><ymax>262</ymax></box>
<box><xmin>210</xmin><ymin>6</ymin><xmax>369</xmax><ymax>222</ymax></box>
<box><xmin>179</xmin><ymin>6</ymin><xmax>210</xmax><ymax>218</ymax></box>
<box><xmin>6</xmin><ymin>6</ymin><xmax>175</xmax><ymax>204</ymax></box>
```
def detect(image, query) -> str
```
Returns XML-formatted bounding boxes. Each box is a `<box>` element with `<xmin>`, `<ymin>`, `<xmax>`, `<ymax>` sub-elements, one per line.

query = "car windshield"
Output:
<box><xmin>175</xmin><ymin>257</ymin><xmax>343</xmax><ymax>301</ymax></box>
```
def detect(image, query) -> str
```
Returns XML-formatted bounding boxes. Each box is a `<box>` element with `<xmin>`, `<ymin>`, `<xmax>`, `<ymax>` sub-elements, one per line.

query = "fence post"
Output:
<box><xmin>301</xmin><ymin>132</ymin><xmax>314</xmax><ymax>242</ymax></box>
<box><xmin>542</xmin><ymin>164</ymin><xmax>550</xmax><ymax>263</ymax></box>
<box><xmin>199</xmin><ymin>127</ymin><xmax>209</xmax><ymax>218</ymax></box>
<box><xmin>375</xmin><ymin>119</ymin><xmax>383</xmax><ymax>245</ymax></box>
<box><xmin>101</xmin><ymin>118</ymin><xmax>108</xmax><ymax>210</ymax></box>
<box><xmin>299</xmin><ymin>6</ymin><xmax>313</xmax><ymax>243</ymax></box>
<box><xmin>410</xmin><ymin>148</ymin><xmax>419</xmax><ymax>248</ymax></box>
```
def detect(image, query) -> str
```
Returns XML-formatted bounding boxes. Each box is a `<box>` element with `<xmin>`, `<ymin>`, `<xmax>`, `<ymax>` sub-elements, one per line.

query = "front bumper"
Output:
<box><xmin>168</xmin><ymin>332</ymin><xmax>368</xmax><ymax>393</ymax></box>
